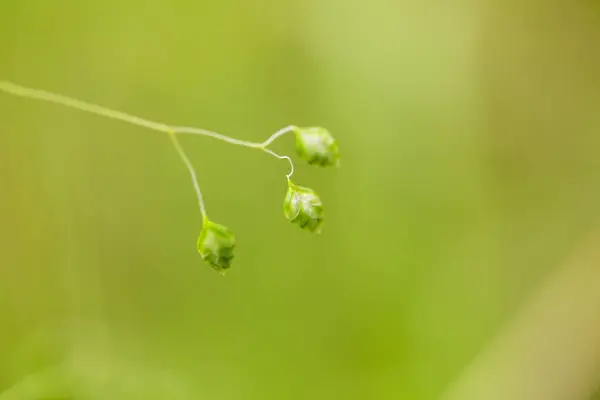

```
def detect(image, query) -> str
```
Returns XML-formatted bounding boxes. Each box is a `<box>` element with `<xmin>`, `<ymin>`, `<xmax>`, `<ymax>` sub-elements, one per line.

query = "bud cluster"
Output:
<box><xmin>198</xmin><ymin>126</ymin><xmax>339</xmax><ymax>273</ymax></box>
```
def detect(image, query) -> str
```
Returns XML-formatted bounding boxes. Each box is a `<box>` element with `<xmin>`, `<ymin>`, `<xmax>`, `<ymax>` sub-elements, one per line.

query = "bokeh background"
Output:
<box><xmin>1</xmin><ymin>0</ymin><xmax>600</xmax><ymax>399</ymax></box>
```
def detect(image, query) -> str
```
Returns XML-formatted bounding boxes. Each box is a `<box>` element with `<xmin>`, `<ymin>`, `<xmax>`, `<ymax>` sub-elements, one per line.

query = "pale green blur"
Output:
<box><xmin>1</xmin><ymin>0</ymin><xmax>600</xmax><ymax>399</ymax></box>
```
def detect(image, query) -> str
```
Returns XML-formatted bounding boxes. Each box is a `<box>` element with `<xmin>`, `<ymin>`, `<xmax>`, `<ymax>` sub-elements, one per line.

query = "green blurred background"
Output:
<box><xmin>1</xmin><ymin>0</ymin><xmax>600</xmax><ymax>399</ymax></box>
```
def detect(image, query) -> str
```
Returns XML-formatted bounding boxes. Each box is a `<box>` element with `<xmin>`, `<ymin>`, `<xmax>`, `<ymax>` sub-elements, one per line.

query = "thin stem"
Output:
<box><xmin>0</xmin><ymin>79</ymin><xmax>297</xmax><ymax>186</ymax></box>
<box><xmin>260</xmin><ymin>125</ymin><xmax>297</xmax><ymax>147</ymax></box>
<box><xmin>168</xmin><ymin>131</ymin><xmax>207</xmax><ymax>219</ymax></box>
<box><xmin>0</xmin><ymin>80</ymin><xmax>172</xmax><ymax>133</ymax></box>
<box><xmin>0</xmin><ymin>80</ymin><xmax>293</xmax><ymax>149</ymax></box>
<box><xmin>170</xmin><ymin>125</ymin><xmax>263</xmax><ymax>148</ymax></box>
<box><xmin>262</xmin><ymin>148</ymin><xmax>295</xmax><ymax>180</ymax></box>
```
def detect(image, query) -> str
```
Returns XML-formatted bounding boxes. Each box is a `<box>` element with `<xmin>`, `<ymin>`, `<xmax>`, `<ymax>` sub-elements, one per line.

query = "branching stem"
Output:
<box><xmin>0</xmin><ymin>80</ymin><xmax>297</xmax><ymax>218</ymax></box>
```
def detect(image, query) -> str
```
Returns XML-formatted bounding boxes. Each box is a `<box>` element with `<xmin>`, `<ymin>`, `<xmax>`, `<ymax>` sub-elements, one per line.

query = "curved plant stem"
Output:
<box><xmin>0</xmin><ymin>80</ymin><xmax>294</xmax><ymax>155</ymax></box>
<box><xmin>167</xmin><ymin>131</ymin><xmax>207</xmax><ymax>219</ymax></box>
<box><xmin>260</xmin><ymin>125</ymin><xmax>296</xmax><ymax>147</ymax></box>
<box><xmin>0</xmin><ymin>80</ymin><xmax>297</xmax><ymax>215</ymax></box>
<box><xmin>0</xmin><ymin>80</ymin><xmax>172</xmax><ymax>133</ymax></box>
<box><xmin>262</xmin><ymin>148</ymin><xmax>295</xmax><ymax>180</ymax></box>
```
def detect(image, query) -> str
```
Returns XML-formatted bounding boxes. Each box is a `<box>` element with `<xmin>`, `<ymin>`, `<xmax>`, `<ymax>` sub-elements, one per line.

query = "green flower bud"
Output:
<box><xmin>294</xmin><ymin>127</ymin><xmax>340</xmax><ymax>167</ymax></box>
<box><xmin>197</xmin><ymin>219</ymin><xmax>236</xmax><ymax>274</ymax></box>
<box><xmin>283</xmin><ymin>181</ymin><xmax>324</xmax><ymax>233</ymax></box>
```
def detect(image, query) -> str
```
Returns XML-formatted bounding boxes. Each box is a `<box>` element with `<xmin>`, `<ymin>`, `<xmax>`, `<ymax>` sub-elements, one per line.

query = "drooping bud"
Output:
<box><xmin>293</xmin><ymin>127</ymin><xmax>340</xmax><ymax>167</ymax></box>
<box><xmin>197</xmin><ymin>218</ymin><xmax>236</xmax><ymax>274</ymax></box>
<box><xmin>283</xmin><ymin>181</ymin><xmax>324</xmax><ymax>233</ymax></box>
